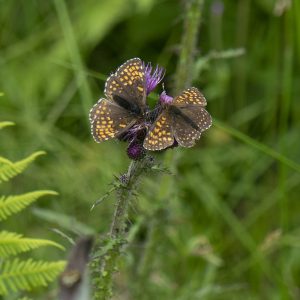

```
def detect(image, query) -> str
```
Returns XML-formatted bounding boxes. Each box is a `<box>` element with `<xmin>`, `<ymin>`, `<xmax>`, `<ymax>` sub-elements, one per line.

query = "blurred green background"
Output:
<box><xmin>1</xmin><ymin>0</ymin><xmax>300</xmax><ymax>299</ymax></box>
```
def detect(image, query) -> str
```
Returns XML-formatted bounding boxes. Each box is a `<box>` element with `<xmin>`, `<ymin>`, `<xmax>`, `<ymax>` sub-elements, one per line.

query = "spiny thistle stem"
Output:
<box><xmin>92</xmin><ymin>157</ymin><xmax>150</xmax><ymax>300</ymax></box>
<box><xmin>92</xmin><ymin>2</ymin><xmax>205</xmax><ymax>298</ymax></box>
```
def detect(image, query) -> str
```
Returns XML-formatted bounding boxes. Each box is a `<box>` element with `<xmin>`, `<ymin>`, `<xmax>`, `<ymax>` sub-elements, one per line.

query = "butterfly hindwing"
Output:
<box><xmin>89</xmin><ymin>98</ymin><xmax>136</xmax><ymax>143</ymax></box>
<box><xmin>143</xmin><ymin>111</ymin><xmax>174</xmax><ymax>151</ymax></box>
<box><xmin>171</xmin><ymin>104</ymin><xmax>212</xmax><ymax>147</ymax></box>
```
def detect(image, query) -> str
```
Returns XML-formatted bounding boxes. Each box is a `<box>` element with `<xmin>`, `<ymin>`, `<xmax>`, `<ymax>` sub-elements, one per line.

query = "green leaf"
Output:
<box><xmin>0</xmin><ymin>151</ymin><xmax>46</xmax><ymax>183</ymax></box>
<box><xmin>0</xmin><ymin>231</ymin><xmax>65</xmax><ymax>258</ymax></box>
<box><xmin>0</xmin><ymin>258</ymin><xmax>66</xmax><ymax>295</ymax></box>
<box><xmin>32</xmin><ymin>207</ymin><xmax>96</xmax><ymax>235</ymax></box>
<box><xmin>0</xmin><ymin>121</ymin><xmax>15</xmax><ymax>129</ymax></box>
<box><xmin>0</xmin><ymin>191</ymin><xmax>58</xmax><ymax>221</ymax></box>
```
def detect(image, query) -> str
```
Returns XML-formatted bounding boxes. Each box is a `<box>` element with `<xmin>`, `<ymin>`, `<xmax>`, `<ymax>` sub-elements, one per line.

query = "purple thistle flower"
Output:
<box><xmin>144</xmin><ymin>62</ymin><xmax>165</xmax><ymax>95</ymax></box>
<box><xmin>127</xmin><ymin>142</ymin><xmax>146</xmax><ymax>160</ymax></box>
<box><xmin>159</xmin><ymin>91</ymin><xmax>173</xmax><ymax>104</ymax></box>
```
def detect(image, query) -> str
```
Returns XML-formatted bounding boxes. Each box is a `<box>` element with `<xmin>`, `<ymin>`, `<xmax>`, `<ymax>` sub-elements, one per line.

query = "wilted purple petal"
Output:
<box><xmin>159</xmin><ymin>91</ymin><xmax>173</xmax><ymax>104</ymax></box>
<box><xmin>144</xmin><ymin>62</ymin><xmax>165</xmax><ymax>95</ymax></box>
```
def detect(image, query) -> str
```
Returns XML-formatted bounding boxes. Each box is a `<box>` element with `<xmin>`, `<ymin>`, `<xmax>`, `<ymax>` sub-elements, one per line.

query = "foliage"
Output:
<box><xmin>0</xmin><ymin>0</ymin><xmax>300</xmax><ymax>299</ymax></box>
<box><xmin>0</xmin><ymin>152</ymin><xmax>46</xmax><ymax>184</ymax></box>
<box><xmin>0</xmin><ymin>259</ymin><xmax>65</xmax><ymax>296</ymax></box>
<box><xmin>0</xmin><ymin>123</ymin><xmax>66</xmax><ymax>297</ymax></box>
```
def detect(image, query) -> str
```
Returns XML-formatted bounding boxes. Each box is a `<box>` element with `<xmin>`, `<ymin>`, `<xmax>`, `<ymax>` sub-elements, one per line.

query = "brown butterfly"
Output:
<box><xmin>143</xmin><ymin>87</ymin><xmax>212</xmax><ymax>151</ymax></box>
<box><xmin>89</xmin><ymin>58</ymin><xmax>147</xmax><ymax>143</ymax></box>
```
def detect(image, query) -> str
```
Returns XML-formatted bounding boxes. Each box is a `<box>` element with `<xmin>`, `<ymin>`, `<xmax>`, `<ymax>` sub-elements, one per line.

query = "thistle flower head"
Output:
<box><xmin>127</xmin><ymin>142</ymin><xmax>146</xmax><ymax>160</ymax></box>
<box><xmin>144</xmin><ymin>62</ymin><xmax>165</xmax><ymax>95</ymax></box>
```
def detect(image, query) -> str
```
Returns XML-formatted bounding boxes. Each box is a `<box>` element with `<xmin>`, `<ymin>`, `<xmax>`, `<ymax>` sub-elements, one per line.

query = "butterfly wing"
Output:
<box><xmin>143</xmin><ymin>111</ymin><xmax>174</xmax><ymax>151</ymax></box>
<box><xmin>105</xmin><ymin>58</ymin><xmax>147</xmax><ymax>114</ymax></box>
<box><xmin>89</xmin><ymin>98</ymin><xmax>136</xmax><ymax>143</ymax></box>
<box><xmin>169</xmin><ymin>87</ymin><xmax>211</xmax><ymax>147</ymax></box>
<box><xmin>170</xmin><ymin>105</ymin><xmax>212</xmax><ymax>147</ymax></box>
<box><xmin>173</xmin><ymin>87</ymin><xmax>207</xmax><ymax>106</ymax></box>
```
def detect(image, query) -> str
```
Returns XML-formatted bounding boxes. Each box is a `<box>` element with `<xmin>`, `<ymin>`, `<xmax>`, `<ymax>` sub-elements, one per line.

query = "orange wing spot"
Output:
<box><xmin>137</xmin><ymin>86</ymin><xmax>144</xmax><ymax>92</ymax></box>
<box><xmin>119</xmin><ymin>124</ymin><xmax>126</xmax><ymax>128</ymax></box>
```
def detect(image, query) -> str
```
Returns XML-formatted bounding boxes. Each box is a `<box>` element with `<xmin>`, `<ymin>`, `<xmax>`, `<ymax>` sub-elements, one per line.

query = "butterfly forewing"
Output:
<box><xmin>143</xmin><ymin>111</ymin><xmax>174</xmax><ymax>151</ymax></box>
<box><xmin>89</xmin><ymin>98</ymin><xmax>136</xmax><ymax>143</ymax></box>
<box><xmin>173</xmin><ymin>87</ymin><xmax>207</xmax><ymax>106</ymax></box>
<box><xmin>105</xmin><ymin>58</ymin><xmax>146</xmax><ymax>111</ymax></box>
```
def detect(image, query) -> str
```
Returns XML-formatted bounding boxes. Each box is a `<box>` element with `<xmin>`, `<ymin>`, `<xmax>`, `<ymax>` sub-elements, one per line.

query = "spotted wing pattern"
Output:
<box><xmin>173</xmin><ymin>87</ymin><xmax>207</xmax><ymax>106</ymax></box>
<box><xmin>89</xmin><ymin>98</ymin><xmax>135</xmax><ymax>143</ymax></box>
<box><xmin>143</xmin><ymin>111</ymin><xmax>174</xmax><ymax>151</ymax></box>
<box><xmin>104</xmin><ymin>58</ymin><xmax>146</xmax><ymax>110</ymax></box>
<box><xmin>171</xmin><ymin>106</ymin><xmax>211</xmax><ymax>147</ymax></box>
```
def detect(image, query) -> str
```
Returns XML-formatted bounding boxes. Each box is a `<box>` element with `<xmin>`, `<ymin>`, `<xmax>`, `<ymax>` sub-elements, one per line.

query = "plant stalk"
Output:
<box><xmin>92</xmin><ymin>158</ymin><xmax>149</xmax><ymax>300</ymax></box>
<box><xmin>174</xmin><ymin>0</ymin><xmax>204</xmax><ymax>94</ymax></box>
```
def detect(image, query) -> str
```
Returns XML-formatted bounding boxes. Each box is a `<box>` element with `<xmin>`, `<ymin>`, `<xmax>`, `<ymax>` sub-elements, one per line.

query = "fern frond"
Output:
<box><xmin>0</xmin><ymin>151</ymin><xmax>46</xmax><ymax>183</ymax></box>
<box><xmin>0</xmin><ymin>191</ymin><xmax>58</xmax><ymax>221</ymax></box>
<box><xmin>0</xmin><ymin>121</ymin><xmax>15</xmax><ymax>129</ymax></box>
<box><xmin>0</xmin><ymin>156</ymin><xmax>14</xmax><ymax>165</ymax></box>
<box><xmin>0</xmin><ymin>258</ymin><xmax>66</xmax><ymax>295</ymax></box>
<box><xmin>0</xmin><ymin>231</ymin><xmax>65</xmax><ymax>258</ymax></box>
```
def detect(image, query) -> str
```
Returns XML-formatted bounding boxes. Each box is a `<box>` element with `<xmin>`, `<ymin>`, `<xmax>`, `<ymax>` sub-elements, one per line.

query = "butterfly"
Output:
<box><xmin>89</xmin><ymin>58</ymin><xmax>147</xmax><ymax>143</ymax></box>
<box><xmin>143</xmin><ymin>87</ymin><xmax>212</xmax><ymax>151</ymax></box>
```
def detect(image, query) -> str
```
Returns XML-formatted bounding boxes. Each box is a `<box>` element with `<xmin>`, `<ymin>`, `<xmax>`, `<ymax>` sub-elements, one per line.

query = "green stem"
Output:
<box><xmin>174</xmin><ymin>0</ymin><xmax>204</xmax><ymax>94</ymax></box>
<box><xmin>92</xmin><ymin>158</ymin><xmax>149</xmax><ymax>300</ymax></box>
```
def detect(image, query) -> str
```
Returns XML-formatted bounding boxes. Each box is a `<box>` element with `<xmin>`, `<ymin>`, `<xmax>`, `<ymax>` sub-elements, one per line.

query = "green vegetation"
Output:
<box><xmin>0</xmin><ymin>123</ymin><xmax>66</xmax><ymax>297</ymax></box>
<box><xmin>0</xmin><ymin>0</ymin><xmax>299</xmax><ymax>299</ymax></box>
